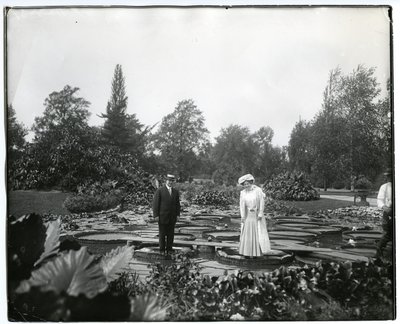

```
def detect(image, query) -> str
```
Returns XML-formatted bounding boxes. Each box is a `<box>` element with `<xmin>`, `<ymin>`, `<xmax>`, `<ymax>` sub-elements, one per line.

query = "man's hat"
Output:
<box><xmin>166</xmin><ymin>174</ymin><xmax>176</xmax><ymax>180</ymax></box>
<box><xmin>384</xmin><ymin>168</ymin><xmax>392</xmax><ymax>176</ymax></box>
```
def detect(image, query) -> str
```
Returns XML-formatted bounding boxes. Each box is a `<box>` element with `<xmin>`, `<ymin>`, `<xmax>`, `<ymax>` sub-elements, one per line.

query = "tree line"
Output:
<box><xmin>7</xmin><ymin>64</ymin><xmax>391</xmax><ymax>191</ymax></box>
<box><xmin>288</xmin><ymin>65</ymin><xmax>391</xmax><ymax>190</ymax></box>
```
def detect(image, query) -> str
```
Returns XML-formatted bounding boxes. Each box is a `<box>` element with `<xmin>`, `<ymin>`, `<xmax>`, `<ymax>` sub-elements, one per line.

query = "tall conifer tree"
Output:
<box><xmin>101</xmin><ymin>64</ymin><xmax>131</xmax><ymax>150</ymax></box>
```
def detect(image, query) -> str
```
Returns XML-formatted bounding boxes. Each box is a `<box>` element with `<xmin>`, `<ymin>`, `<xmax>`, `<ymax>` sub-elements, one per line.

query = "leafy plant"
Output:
<box><xmin>17</xmin><ymin>247</ymin><xmax>108</xmax><ymax>298</ymax></box>
<box><xmin>34</xmin><ymin>218</ymin><xmax>61</xmax><ymax>266</ymax></box>
<box><xmin>263</xmin><ymin>171</ymin><xmax>320</xmax><ymax>201</ymax></box>
<box><xmin>192</xmin><ymin>190</ymin><xmax>233</xmax><ymax>207</ymax></box>
<box><xmin>101</xmin><ymin>245</ymin><xmax>134</xmax><ymax>283</ymax></box>
<box><xmin>7</xmin><ymin>213</ymin><xmax>167</xmax><ymax>321</ymax></box>
<box><xmin>7</xmin><ymin>213</ymin><xmax>47</xmax><ymax>282</ymax></box>
<box><xmin>143</xmin><ymin>254</ymin><xmax>393</xmax><ymax>321</ymax></box>
<box><xmin>63</xmin><ymin>188</ymin><xmax>123</xmax><ymax>213</ymax></box>
<box><xmin>354</xmin><ymin>175</ymin><xmax>373</xmax><ymax>190</ymax></box>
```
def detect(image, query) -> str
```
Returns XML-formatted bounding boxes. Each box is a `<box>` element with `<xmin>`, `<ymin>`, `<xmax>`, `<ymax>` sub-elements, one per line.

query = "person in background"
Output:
<box><xmin>152</xmin><ymin>174</ymin><xmax>181</xmax><ymax>257</ymax></box>
<box><xmin>237</xmin><ymin>174</ymin><xmax>271</xmax><ymax>258</ymax></box>
<box><xmin>376</xmin><ymin>168</ymin><xmax>393</xmax><ymax>258</ymax></box>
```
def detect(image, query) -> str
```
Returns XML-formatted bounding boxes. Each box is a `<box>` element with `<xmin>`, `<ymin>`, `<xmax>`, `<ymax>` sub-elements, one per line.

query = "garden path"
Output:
<box><xmin>320</xmin><ymin>194</ymin><xmax>377</xmax><ymax>207</ymax></box>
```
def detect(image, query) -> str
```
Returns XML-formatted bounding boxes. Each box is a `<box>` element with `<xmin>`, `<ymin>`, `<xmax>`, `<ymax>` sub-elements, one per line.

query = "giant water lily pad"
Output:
<box><xmin>306</xmin><ymin>250</ymin><xmax>369</xmax><ymax>263</ymax></box>
<box><xmin>134</xmin><ymin>246</ymin><xmax>194</xmax><ymax>260</ymax></box>
<box><xmin>216</xmin><ymin>247</ymin><xmax>292</xmax><ymax>266</ymax></box>
<box><xmin>275</xmin><ymin>222</ymin><xmax>322</xmax><ymax>228</ymax></box>
<box><xmin>275</xmin><ymin>225</ymin><xmax>342</xmax><ymax>235</ymax></box>
<box><xmin>343</xmin><ymin>230</ymin><xmax>382</xmax><ymax>240</ymax></box>
<box><xmin>271</xmin><ymin>239</ymin><xmax>306</xmax><ymax>246</ymax></box>
<box><xmin>275</xmin><ymin>220</ymin><xmax>332</xmax><ymax>227</ymax></box>
<box><xmin>74</xmin><ymin>231</ymin><xmax>133</xmax><ymax>243</ymax></box>
<box><xmin>340</xmin><ymin>246</ymin><xmax>377</xmax><ymax>258</ymax></box>
<box><xmin>273</xmin><ymin>216</ymin><xmax>311</xmax><ymax>221</ymax></box>
<box><xmin>133</xmin><ymin>230</ymin><xmax>159</xmax><ymax>238</ymax></box>
<box><xmin>190</xmin><ymin>215</ymin><xmax>225</xmax><ymax>222</ymax></box>
<box><xmin>202</xmin><ymin>230</ymin><xmax>240</xmax><ymax>241</ymax></box>
<box><xmin>155</xmin><ymin>233</ymin><xmax>196</xmax><ymax>241</ymax></box>
<box><xmin>268</xmin><ymin>230</ymin><xmax>317</xmax><ymax>241</ymax></box>
<box><xmin>178</xmin><ymin>226</ymin><xmax>215</xmax><ymax>234</ymax></box>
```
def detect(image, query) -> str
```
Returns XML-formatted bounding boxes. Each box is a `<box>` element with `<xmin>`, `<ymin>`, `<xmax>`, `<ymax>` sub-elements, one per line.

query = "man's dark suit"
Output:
<box><xmin>152</xmin><ymin>185</ymin><xmax>181</xmax><ymax>254</ymax></box>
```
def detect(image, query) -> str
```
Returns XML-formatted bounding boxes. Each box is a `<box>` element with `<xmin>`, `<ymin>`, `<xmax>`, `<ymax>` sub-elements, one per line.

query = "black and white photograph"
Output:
<box><xmin>4</xmin><ymin>2</ymin><xmax>396</xmax><ymax>322</ymax></box>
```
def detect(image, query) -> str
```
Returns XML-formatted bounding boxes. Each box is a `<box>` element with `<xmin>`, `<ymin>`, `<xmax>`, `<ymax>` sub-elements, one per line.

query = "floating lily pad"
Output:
<box><xmin>340</xmin><ymin>246</ymin><xmax>377</xmax><ymax>257</ymax></box>
<box><xmin>155</xmin><ymin>233</ymin><xmax>196</xmax><ymax>241</ymax></box>
<box><xmin>74</xmin><ymin>231</ymin><xmax>133</xmax><ymax>242</ymax></box>
<box><xmin>135</xmin><ymin>246</ymin><xmax>194</xmax><ymax>260</ymax></box>
<box><xmin>73</xmin><ymin>231</ymin><xmax>134</xmax><ymax>254</ymax></box>
<box><xmin>271</xmin><ymin>239</ymin><xmax>306</xmax><ymax>246</ymax></box>
<box><xmin>216</xmin><ymin>247</ymin><xmax>292</xmax><ymax>266</ymax></box>
<box><xmin>273</xmin><ymin>216</ymin><xmax>311</xmax><ymax>221</ymax></box>
<box><xmin>275</xmin><ymin>223</ymin><xmax>322</xmax><ymax>228</ymax></box>
<box><xmin>133</xmin><ymin>230</ymin><xmax>159</xmax><ymax>238</ymax></box>
<box><xmin>268</xmin><ymin>230</ymin><xmax>317</xmax><ymax>240</ymax></box>
<box><xmin>178</xmin><ymin>226</ymin><xmax>215</xmax><ymax>234</ymax></box>
<box><xmin>307</xmin><ymin>250</ymin><xmax>369</xmax><ymax>263</ymax></box>
<box><xmin>190</xmin><ymin>215</ymin><xmax>225</xmax><ymax>222</ymax></box>
<box><xmin>202</xmin><ymin>230</ymin><xmax>240</xmax><ymax>241</ymax></box>
<box><xmin>343</xmin><ymin>230</ymin><xmax>382</xmax><ymax>240</ymax></box>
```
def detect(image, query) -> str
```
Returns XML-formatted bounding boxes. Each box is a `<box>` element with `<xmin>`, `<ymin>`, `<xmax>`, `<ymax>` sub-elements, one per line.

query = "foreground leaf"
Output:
<box><xmin>34</xmin><ymin>218</ymin><xmax>61</xmax><ymax>266</ymax></box>
<box><xmin>100</xmin><ymin>245</ymin><xmax>134</xmax><ymax>282</ymax></box>
<box><xmin>67</xmin><ymin>291</ymin><xmax>131</xmax><ymax>321</ymax></box>
<box><xmin>17</xmin><ymin>247</ymin><xmax>107</xmax><ymax>298</ymax></box>
<box><xmin>8</xmin><ymin>213</ymin><xmax>47</xmax><ymax>281</ymax></box>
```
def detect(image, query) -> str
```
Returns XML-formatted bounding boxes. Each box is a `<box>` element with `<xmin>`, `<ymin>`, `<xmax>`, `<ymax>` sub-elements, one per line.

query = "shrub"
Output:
<box><xmin>192</xmin><ymin>190</ymin><xmax>233</xmax><ymax>207</ymax></box>
<box><xmin>354</xmin><ymin>175</ymin><xmax>373</xmax><ymax>190</ymax></box>
<box><xmin>175</xmin><ymin>182</ymin><xmax>201</xmax><ymax>202</ymax></box>
<box><xmin>63</xmin><ymin>189</ymin><xmax>123</xmax><ymax>213</ymax></box>
<box><xmin>263</xmin><ymin>172</ymin><xmax>320</xmax><ymax>201</ymax></box>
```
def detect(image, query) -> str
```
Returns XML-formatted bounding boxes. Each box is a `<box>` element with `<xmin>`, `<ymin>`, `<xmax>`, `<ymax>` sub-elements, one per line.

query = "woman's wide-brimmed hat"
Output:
<box><xmin>238</xmin><ymin>174</ymin><xmax>255</xmax><ymax>185</ymax></box>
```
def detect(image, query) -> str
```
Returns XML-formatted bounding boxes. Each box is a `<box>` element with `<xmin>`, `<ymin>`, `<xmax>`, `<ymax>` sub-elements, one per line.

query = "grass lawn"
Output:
<box><xmin>7</xmin><ymin>189</ymin><xmax>360</xmax><ymax>218</ymax></box>
<box><xmin>8</xmin><ymin>190</ymin><xmax>72</xmax><ymax>217</ymax></box>
<box><xmin>316</xmin><ymin>189</ymin><xmax>378</xmax><ymax>198</ymax></box>
<box><xmin>278</xmin><ymin>198</ymin><xmax>354</xmax><ymax>213</ymax></box>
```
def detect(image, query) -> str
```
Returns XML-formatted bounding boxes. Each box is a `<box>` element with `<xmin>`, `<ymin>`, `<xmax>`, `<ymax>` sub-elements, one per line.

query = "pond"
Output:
<box><xmin>73</xmin><ymin>212</ymin><xmax>381</xmax><ymax>281</ymax></box>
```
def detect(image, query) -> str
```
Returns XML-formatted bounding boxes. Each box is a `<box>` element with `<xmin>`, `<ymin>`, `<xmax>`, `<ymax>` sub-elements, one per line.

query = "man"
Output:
<box><xmin>152</xmin><ymin>174</ymin><xmax>181</xmax><ymax>257</ymax></box>
<box><xmin>376</xmin><ymin>168</ymin><xmax>393</xmax><ymax>258</ymax></box>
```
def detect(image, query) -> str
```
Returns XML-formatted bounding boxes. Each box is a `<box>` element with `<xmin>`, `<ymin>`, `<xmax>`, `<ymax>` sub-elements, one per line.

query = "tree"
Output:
<box><xmin>251</xmin><ymin>126</ymin><xmax>286</xmax><ymax>180</ymax></box>
<box><xmin>339</xmin><ymin>65</ymin><xmax>384</xmax><ymax>181</ymax></box>
<box><xmin>375</xmin><ymin>79</ymin><xmax>392</xmax><ymax>168</ymax></box>
<box><xmin>100</xmin><ymin>64</ymin><xmax>129</xmax><ymax>149</ymax></box>
<box><xmin>33</xmin><ymin>85</ymin><xmax>90</xmax><ymax>140</ymax></box>
<box><xmin>7</xmin><ymin>104</ymin><xmax>28</xmax><ymax>188</ymax></box>
<box><xmin>153</xmin><ymin>99</ymin><xmax>209</xmax><ymax>180</ymax></box>
<box><xmin>30</xmin><ymin>85</ymin><xmax>91</xmax><ymax>189</ymax></box>
<box><xmin>288</xmin><ymin>119</ymin><xmax>313</xmax><ymax>174</ymax></box>
<box><xmin>302</xmin><ymin>66</ymin><xmax>390</xmax><ymax>189</ymax></box>
<box><xmin>100</xmin><ymin>64</ymin><xmax>148</xmax><ymax>156</ymax></box>
<box><xmin>7</xmin><ymin>104</ymin><xmax>27</xmax><ymax>157</ymax></box>
<box><xmin>212</xmin><ymin>125</ymin><xmax>256</xmax><ymax>185</ymax></box>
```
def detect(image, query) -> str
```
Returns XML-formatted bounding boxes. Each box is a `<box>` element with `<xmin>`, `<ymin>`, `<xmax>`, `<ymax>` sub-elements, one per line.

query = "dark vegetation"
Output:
<box><xmin>7</xmin><ymin>213</ymin><xmax>393</xmax><ymax>321</ymax></box>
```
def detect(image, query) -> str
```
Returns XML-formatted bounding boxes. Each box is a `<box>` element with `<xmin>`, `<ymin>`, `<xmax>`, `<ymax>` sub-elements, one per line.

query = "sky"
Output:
<box><xmin>6</xmin><ymin>6</ymin><xmax>391</xmax><ymax>147</ymax></box>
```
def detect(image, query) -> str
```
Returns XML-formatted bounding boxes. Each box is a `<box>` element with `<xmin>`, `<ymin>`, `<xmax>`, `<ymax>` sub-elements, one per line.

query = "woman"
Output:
<box><xmin>238</xmin><ymin>174</ymin><xmax>271</xmax><ymax>257</ymax></box>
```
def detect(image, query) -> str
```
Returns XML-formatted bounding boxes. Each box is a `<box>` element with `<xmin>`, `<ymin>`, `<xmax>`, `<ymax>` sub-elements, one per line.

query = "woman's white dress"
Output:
<box><xmin>238</xmin><ymin>185</ymin><xmax>271</xmax><ymax>257</ymax></box>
